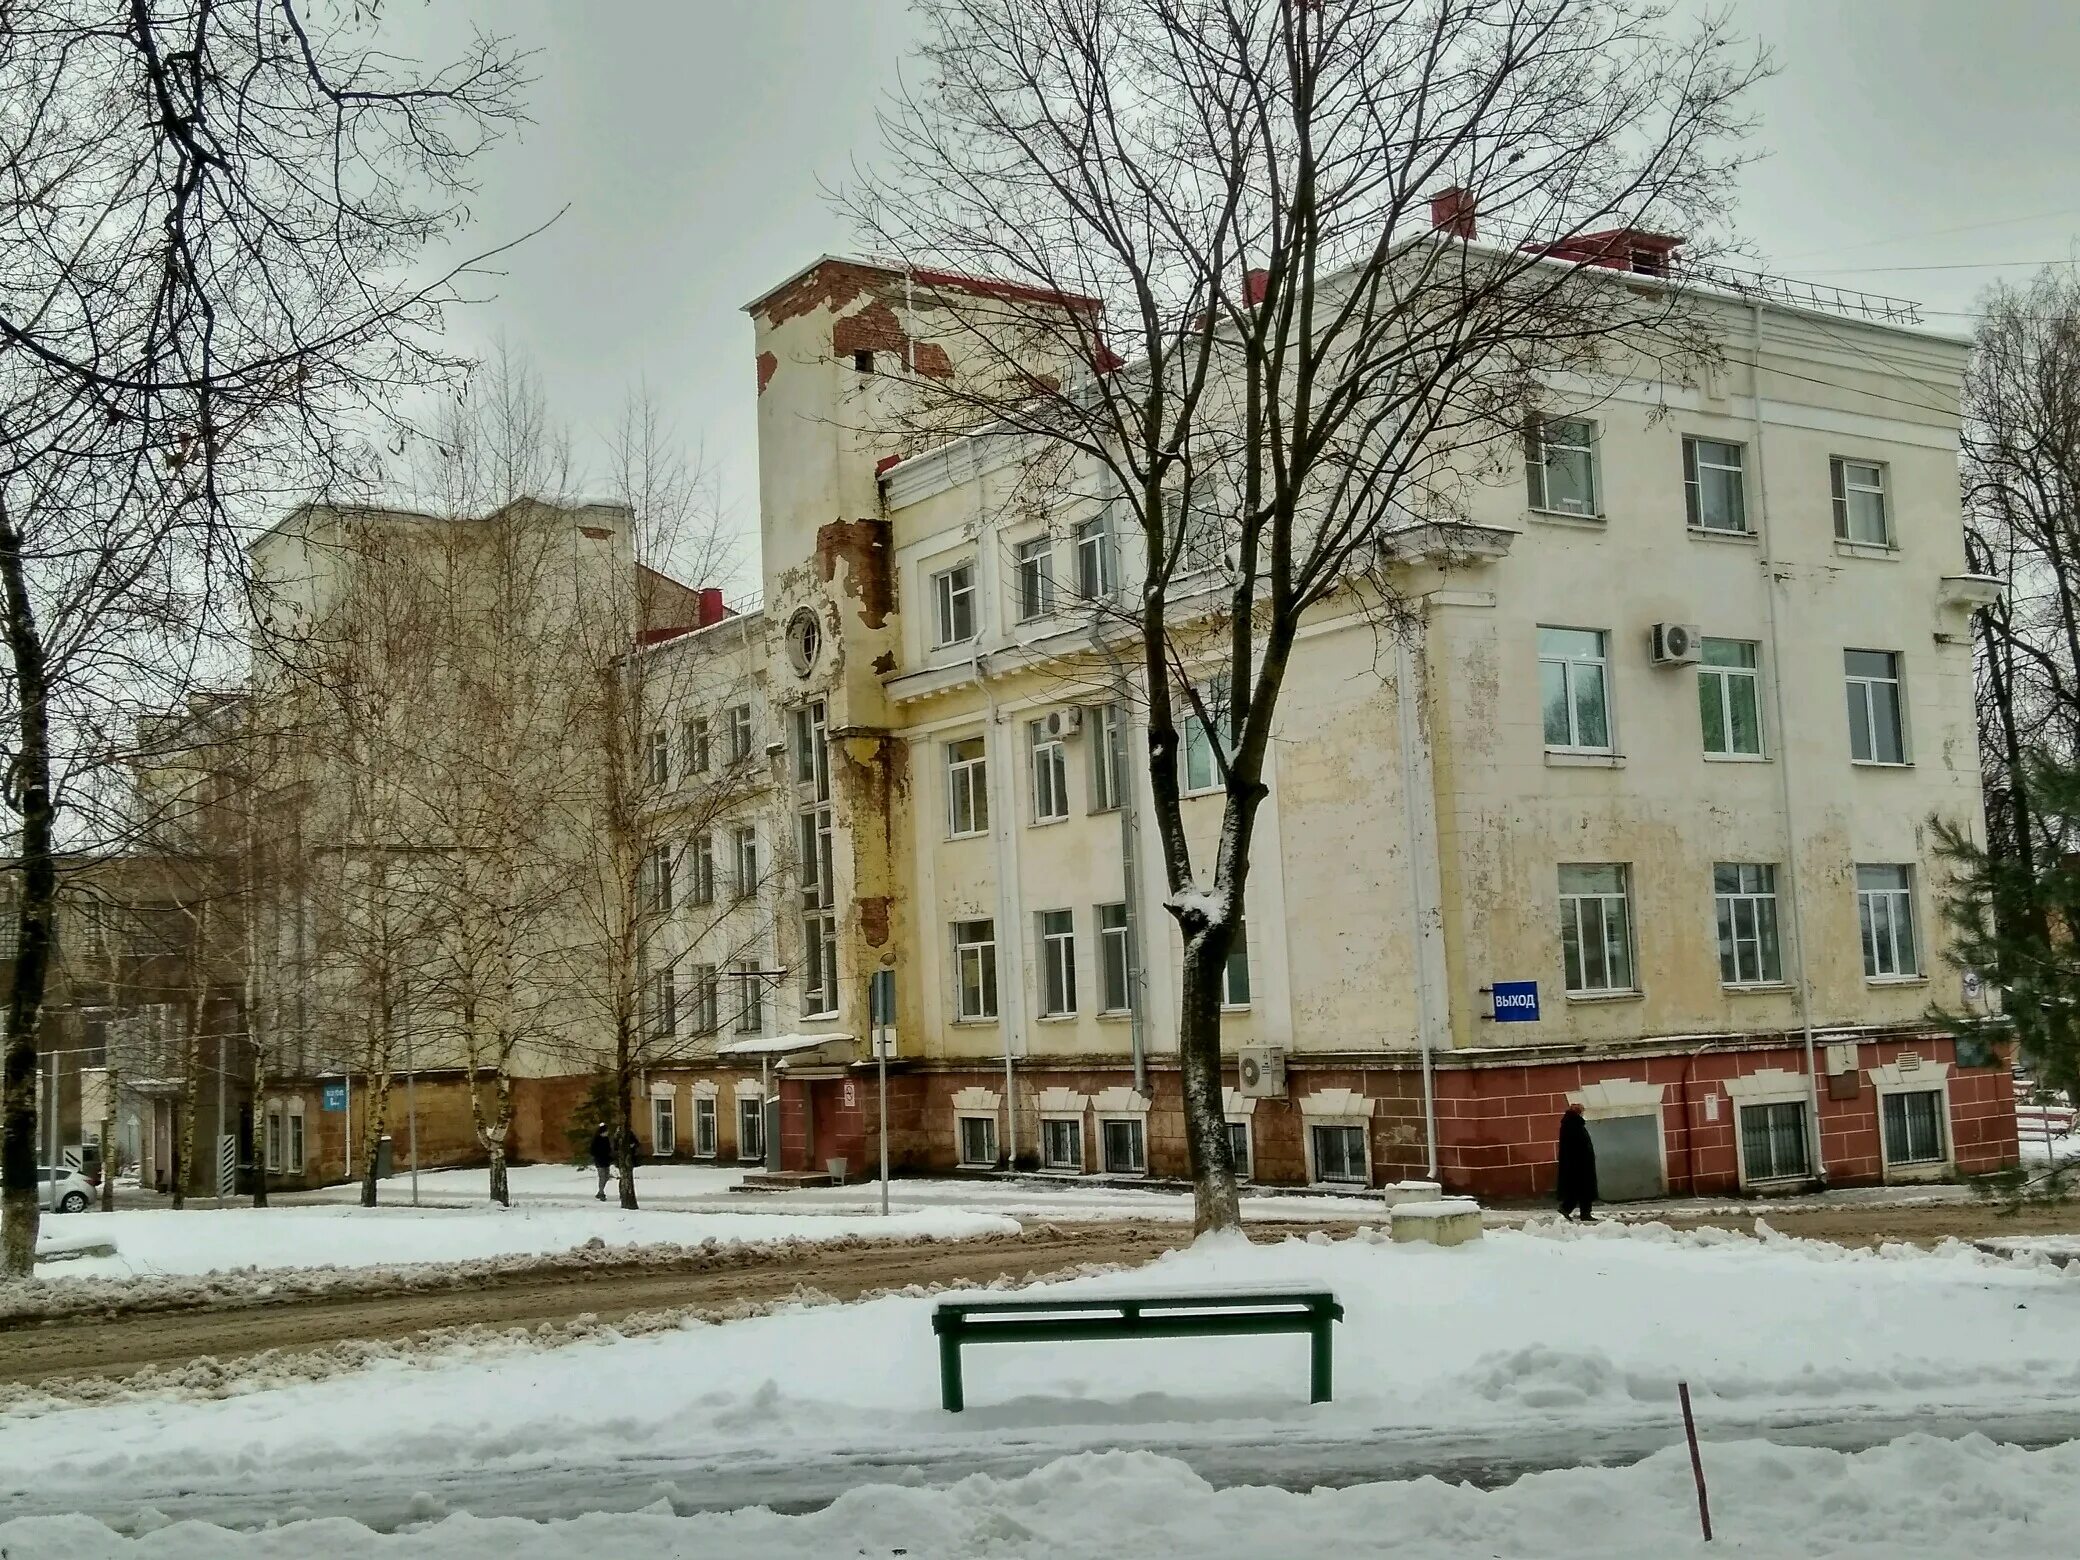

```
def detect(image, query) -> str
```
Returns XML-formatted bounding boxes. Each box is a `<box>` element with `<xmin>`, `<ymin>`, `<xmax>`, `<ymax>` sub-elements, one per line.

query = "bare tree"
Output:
<box><xmin>2</xmin><ymin>0</ymin><xmax>521</xmax><ymax>1273</ymax></box>
<box><xmin>850</xmin><ymin>0</ymin><xmax>1763</xmax><ymax>1229</ymax></box>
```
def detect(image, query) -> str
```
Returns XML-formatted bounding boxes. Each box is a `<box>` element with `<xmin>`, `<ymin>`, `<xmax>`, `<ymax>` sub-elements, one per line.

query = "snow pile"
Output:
<box><xmin>21</xmin><ymin>1200</ymin><xmax>1018</xmax><ymax>1289</ymax></box>
<box><xmin>5</xmin><ymin>1435</ymin><xmax>2080</xmax><ymax>1557</ymax></box>
<box><xmin>7</xmin><ymin>1221</ymin><xmax>2079</xmax><ymax>1512</ymax></box>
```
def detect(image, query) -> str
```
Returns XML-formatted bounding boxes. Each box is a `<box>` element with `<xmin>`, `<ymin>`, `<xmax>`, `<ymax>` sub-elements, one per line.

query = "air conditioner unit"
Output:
<box><xmin>1236</xmin><ymin>1046</ymin><xmax>1287</xmax><ymax>1099</ymax></box>
<box><xmin>1650</xmin><ymin>622</ymin><xmax>1702</xmax><ymax>665</ymax></box>
<box><xmin>1042</xmin><ymin>707</ymin><xmax>1084</xmax><ymax>740</ymax></box>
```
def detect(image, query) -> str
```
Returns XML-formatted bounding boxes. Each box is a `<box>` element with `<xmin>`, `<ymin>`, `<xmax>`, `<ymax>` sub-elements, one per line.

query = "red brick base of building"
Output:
<box><xmin>265</xmin><ymin>1030</ymin><xmax>2017</xmax><ymax>1202</ymax></box>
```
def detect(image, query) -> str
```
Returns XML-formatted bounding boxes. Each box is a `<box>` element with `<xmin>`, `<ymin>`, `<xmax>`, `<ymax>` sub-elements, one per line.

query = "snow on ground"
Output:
<box><xmin>283</xmin><ymin>1159</ymin><xmax>1385</xmax><ymax>1222</ymax></box>
<box><xmin>7</xmin><ymin>1220</ymin><xmax>2079</xmax><ymax>1517</ymax></box>
<box><xmin>5</xmin><ymin>1434</ymin><xmax>2080</xmax><ymax>1558</ymax></box>
<box><xmin>29</xmin><ymin>1199</ymin><xmax>1018</xmax><ymax>1283</ymax></box>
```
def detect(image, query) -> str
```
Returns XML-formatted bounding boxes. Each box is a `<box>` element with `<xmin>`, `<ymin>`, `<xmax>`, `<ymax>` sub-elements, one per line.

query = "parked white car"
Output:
<box><xmin>36</xmin><ymin>1166</ymin><xmax>94</xmax><ymax>1213</ymax></box>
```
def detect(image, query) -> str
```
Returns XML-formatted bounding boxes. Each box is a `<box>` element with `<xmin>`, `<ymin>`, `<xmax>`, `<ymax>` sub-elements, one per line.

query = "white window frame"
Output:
<box><xmin>1014</xmin><ymin>535</ymin><xmax>1055</xmax><ymax>622</ymax></box>
<box><xmin>1036</xmin><ymin>908</ymin><xmax>1077</xmax><ymax>1017</ymax></box>
<box><xmin>689</xmin><ymin>964</ymin><xmax>719</xmax><ymax>1034</ymax></box>
<box><xmin>732</xmin><ymin>825</ymin><xmax>759</xmax><ymax>901</ymax></box>
<box><xmin>1713</xmin><ymin>862</ymin><xmax>1783</xmax><ymax>988</ymax></box>
<box><xmin>1831</xmin><ymin>456</ymin><xmax>1892</xmax><ymax>547</ymax></box>
<box><xmin>1180</xmin><ymin>677</ymin><xmax>1229</xmax><ymax>795</ymax></box>
<box><xmin>1221</xmin><ymin>919</ymin><xmax>1252</xmax><ymax>1010</ymax></box>
<box><xmin>1856</xmin><ymin>864</ymin><xmax>1920</xmax><ymax>981</ymax></box>
<box><xmin>953</xmin><ymin>918</ymin><xmax>999</xmax><ymax>1021</ymax></box>
<box><xmin>1871</xmin><ymin>1060</ymin><xmax>1952</xmax><ymax>1178</ymax></box>
<box><xmin>737</xmin><ymin>1093</ymin><xmax>765</xmax><ymax>1161</ymax></box>
<box><xmin>264</xmin><ymin>1106</ymin><xmax>284</xmax><ymax>1174</ymax></box>
<box><xmin>1525</xmin><ymin>415</ymin><xmax>1601</xmax><ymax>517</ymax></box>
<box><xmin>286</xmin><ymin>1105</ymin><xmax>304</xmax><ymax>1173</ymax></box>
<box><xmin>733</xmin><ymin>964</ymin><xmax>764</xmax><ymax>1033</ymax></box>
<box><xmin>1029</xmin><ymin>720</ymin><xmax>1069</xmax><ymax>823</ymax></box>
<box><xmin>957</xmin><ymin>1113</ymin><xmax>1000</xmax><ymax>1168</ymax></box>
<box><xmin>946</xmin><ymin>735</ymin><xmax>989</xmax><ymax>838</ymax></box>
<box><xmin>727</xmin><ymin>703</ymin><xmax>754</xmax><ymax>764</ymax></box>
<box><xmin>1074</xmin><ymin>514</ymin><xmax>1115</xmax><ymax>600</ymax></box>
<box><xmin>1089</xmin><ymin>702</ymin><xmax>1123</xmax><ymax>812</ymax></box>
<box><xmin>693</xmin><ymin>1096</ymin><xmax>717</xmax><ymax>1158</ymax></box>
<box><xmin>1683</xmin><ymin>435</ymin><xmax>1749</xmax><ymax>533</ymax></box>
<box><xmin>1040</xmin><ymin>1114</ymin><xmax>1085</xmax><ymax>1172</ymax></box>
<box><xmin>1845</xmin><ymin>649</ymin><xmax>1908</xmax><ymax>765</ymax></box>
<box><xmin>1100</xmin><ymin>1116</ymin><xmax>1147</xmax><ymax>1175</ymax></box>
<box><xmin>1698</xmin><ymin>638</ymin><xmax>1765</xmax><ymax>760</ymax></box>
<box><xmin>1559</xmin><ymin>863</ymin><xmax>1636</xmax><ymax>996</ymax></box>
<box><xmin>684</xmin><ymin>715</ymin><xmax>710</xmax><ymax>775</ymax></box>
<box><xmin>688</xmin><ymin>832</ymin><xmax>715</xmax><ymax>907</ymax></box>
<box><xmin>1307</xmin><ymin>1122</ymin><xmax>1371</xmax><ymax>1186</ymax></box>
<box><xmin>647</xmin><ymin>728</ymin><xmax>670</xmax><ymax>787</ymax></box>
<box><xmin>1538</xmin><ymin>626</ymin><xmax>1613</xmax><ymax>754</ymax></box>
<box><xmin>654</xmin><ymin>1094</ymin><xmax>680</xmax><ymax>1156</ymax></box>
<box><xmin>645</xmin><ymin>844</ymin><xmax>674</xmax><ymax>913</ymax></box>
<box><xmin>1097</xmin><ymin>902</ymin><xmax>1133</xmax><ymax>1014</ymax></box>
<box><xmin>647</xmin><ymin>964</ymin><xmax>678</xmax><ymax>1040</ymax></box>
<box><xmin>933</xmin><ymin>561</ymin><xmax>978</xmax><ymax>646</ymax></box>
<box><xmin>1224</xmin><ymin>1117</ymin><xmax>1253</xmax><ymax>1181</ymax></box>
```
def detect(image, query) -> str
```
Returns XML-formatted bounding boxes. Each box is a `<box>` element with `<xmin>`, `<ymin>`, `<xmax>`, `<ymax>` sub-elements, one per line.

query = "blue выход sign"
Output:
<box><xmin>322</xmin><ymin>1082</ymin><xmax>348</xmax><ymax>1113</ymax></box>
<box><xmin>1491</xmin><ymin>981</ymin><xmax>1540</xmax><ymax>1023</ymax></box>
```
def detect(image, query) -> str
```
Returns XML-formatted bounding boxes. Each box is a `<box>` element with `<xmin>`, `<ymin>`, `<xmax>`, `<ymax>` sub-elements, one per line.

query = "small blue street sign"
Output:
<box><xmin>1491</xmin><ymin>981</ymin><xmax>1540</xmax><ymax>1023</ymax></box>
<box><xmin>322</xmin><ymin>1082</ymin><xmax>348</xmax><ymax>1113</ymax></box>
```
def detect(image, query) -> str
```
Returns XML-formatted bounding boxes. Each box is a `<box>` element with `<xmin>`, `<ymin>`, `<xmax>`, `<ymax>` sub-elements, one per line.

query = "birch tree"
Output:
<box><xmin>852</xmin><ymin>0</ymin><xmax>1763</xmax><ymax>1230</ymax></box>
<box><xmin>1</xmin><ymin>0</ymin><xmax>521</xmax><ymax>1273</ymax></box>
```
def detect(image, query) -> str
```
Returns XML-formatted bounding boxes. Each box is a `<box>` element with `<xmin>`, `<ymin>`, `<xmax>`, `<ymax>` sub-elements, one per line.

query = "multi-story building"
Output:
<box><xmin>636</xmin><ymin>235</ymin><xmax>2019</xmax><ymax>1201</ymax></box>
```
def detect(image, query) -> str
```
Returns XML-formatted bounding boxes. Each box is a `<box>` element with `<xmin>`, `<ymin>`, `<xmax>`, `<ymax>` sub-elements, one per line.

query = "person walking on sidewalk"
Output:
<box><xmin>1555</xmin><ymin>1103</ymin><xmax>1598</xmax><ymax>1222</ymax></box>
<box><xmin>590</xmin><ymin>1122</ymin><xmax>614</xmax><ymax>1201</ymax></box>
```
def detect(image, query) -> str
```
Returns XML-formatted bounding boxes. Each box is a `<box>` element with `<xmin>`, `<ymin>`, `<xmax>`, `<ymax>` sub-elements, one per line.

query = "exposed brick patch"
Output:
<box><xmin>872</xmin><ymin>649</ymin><xmax>897</xmax><ymax>676</ymax></box>
<box><xmin>858</xmin><ymin>894</ymin><xmax>892</xmax><ymax>948</ymax></box>
<box><xmin>814</xmin><ymin>517</ymin><xmax>894</xmax><ymax>629</ymax></box>
<box><xmin>756</xmin><ymin>351</ymin><xmax>777</xmax><ymax>395</ymax></box>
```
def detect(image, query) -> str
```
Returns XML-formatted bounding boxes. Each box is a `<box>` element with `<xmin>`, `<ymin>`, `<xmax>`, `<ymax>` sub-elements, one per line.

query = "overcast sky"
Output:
<box><xmin>381</xmin><ymin>0</ymin><xmax>2080</xmax><ymax>587</ymax></box>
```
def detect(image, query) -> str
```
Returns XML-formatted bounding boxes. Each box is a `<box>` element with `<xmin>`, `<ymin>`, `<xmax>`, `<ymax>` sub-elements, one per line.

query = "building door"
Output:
<box><xmin>1585</xmin><ymin>1112</ymin><xmax>1665</xmax><ymax>1202</ymax></box>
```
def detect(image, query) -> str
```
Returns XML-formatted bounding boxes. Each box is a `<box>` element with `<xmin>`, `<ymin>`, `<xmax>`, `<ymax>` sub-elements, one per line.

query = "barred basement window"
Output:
<box><xmin>958</xmin><ymin>1114</ymin><xmax>998</xmax><ymax>1167</ymax></box>
<box><xmin>1739</xmin><ymin>1100</ymin><xmax>1808</xmax><ymax>1182</ymax></box>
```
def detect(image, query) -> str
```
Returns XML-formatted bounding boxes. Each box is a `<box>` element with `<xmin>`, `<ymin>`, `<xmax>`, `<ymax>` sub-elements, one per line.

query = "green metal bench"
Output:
<box><xmin>931</xmin><ymin>1289</ymin><xmax>1344</xmax><ymax>1412</ymax></box>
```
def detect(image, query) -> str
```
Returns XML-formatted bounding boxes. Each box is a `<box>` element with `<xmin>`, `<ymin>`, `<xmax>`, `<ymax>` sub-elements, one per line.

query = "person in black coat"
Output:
<box><xmin>590</xmin><ymin>1122</ymin><xmax>615</xmax><ymax>1201</ymax></box>
<box><xmin>1555</xmin><ymin>1103</ymin><xmax>1598</xmax><ymax>1222</ymax></box>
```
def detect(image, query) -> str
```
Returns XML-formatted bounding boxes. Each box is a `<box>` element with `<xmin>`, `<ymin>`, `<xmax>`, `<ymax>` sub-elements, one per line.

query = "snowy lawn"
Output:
<box><xmin>286</xmin><ymin>1159</ymin><xmax>1384</xmax><ymax>1222</ymax></box>
<box><xmin>7</xmin><ymin>1219</ymin><xmax>2079</xmax><ymax>1523</ymax></box>
<box><xmin>29</xmin><ymin>1200</ymin><xmax>1018</xmax><ymax>1283</ymax></box>
<box><xmin>5</xmin><ymin>1435</ymin><xmax>2080</xmax><ymax>1558</ymax></box>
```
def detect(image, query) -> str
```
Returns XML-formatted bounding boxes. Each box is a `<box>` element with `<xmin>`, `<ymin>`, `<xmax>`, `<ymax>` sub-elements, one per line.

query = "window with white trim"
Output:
<box><xmin>1089</xmin><ymin>702</ymin><xmax>1124</xmax><ymax>812</ymax></box>
<box><xmin>1037</xmin><ymin>909</ymin><xmax>1076</xmax><ymax>1016</ymax></box>
<box><xmin>1714</xmin><ymin>863</ymin><xmax>1782</xmax><ymax>986</ymax></box>
<box><xmin>933</xmin><ymin>561</ymin><xmax>977</xmax><ymax>646</ymax></box>
<box><xmin>1831</xmin><ymin>457</ymin><xmax>1890</xmax><ymax>546</ymax></box>
<box><xmin>733</xmin><ymin>963</ymin><xmax>764</xmax><ymax>1033</ymax></box>
<box><xmin>1698</xmin><ymin>639</ymin><xmax>1763</xmax><ymax>758</ymax></box>
<box><xmin>287</xmin><ymin>1108</ymin><xmax>304</xmax><ymax>1173</ymax></box>
<box><xmin>953</xmin><ymin>919</ymin><xmax>998</xmax><ymax>1021</ymax></box>
<box><xmin>1222</xmin><ymin>919</ymin><xmax>1252</xmax><ymax>1008</ymax></box>
<box><xmin>1525</xmin><ymin>416</ymin><xmax>1600</xmax><ymax>517</ymax></box>
<box><xmin>1739</xmin><ymin>1100</ymin><xmax>1807</xmax><ymax>1181</ymax></box>
<box><xmin>727</xmin><ymin>703</ymin><xmax>754</xmax><ymax>764</ymax></box>
<box><xmin>793</xmin><ymin>700</ymin><xmax>829</xmax><ymax>795</ymax></box>
<box><xmin>689</xmin><ymin>964</ymin><xmax>719</xmax><ymax>1034</ymax></box>
<box><xmin>1311</xmin><ymin>1124</ymin><xmax>1368</xmax><ymax>1184</ymax></box>
<box><xmin>796</xmin><ymin>698</ymin><xmax>837</xmax><ymax>1019</ymax></box>
<box><xmin>1041</xmin><ymin>1116</ymin><xmax>1084</xmax><ymax>1170</ymax></box>
<box><xmin>1559</xmin><ymin>863</ymin><xmax>1635</xmax><ymax>994</ymax></box>
<box><xmin>647</xmin><ymin>728</ymin><xmax>670</xmax><ymax>787</ymax></box>
<box><xmin>732</xmin><ymin>825</ymin><xmax>759</xmax><ymax>902</ymax></box>
<box><xmin>1098</xmin><ymin>902</ymin><xmax>1133</xmax><ymax>1013</ymax></box>
<box><xmin>1845</xmin><ymin>650</ymin><xmax>1906</xmax><ymax>764</ymax></box>
<box><xmin>644</xmin><ymin>845</ymin><xmax>673</xmax><ymax>913</ymax></box>
<box><xmin>1014</xmin><ymin>536</ymin><xmax>1054</xmax><ymax>621</ymax></box>
<box><xmin>694</xmin><ymin>1096</ymin><xmax>717</xmax><ymax>1158</ymax></box>
<box><xmin>958</xmin><ymin>1114</ymin><xmax>999</xmax><ymax>1167</ymax></box>
<box><xmin>1225</xmin><ymin>1119</ymin><xmax>1252</xmax><ymax>1180</ymax></box>
<box><xmin>687</xmin><ymin>832</ymin><xmax>715</xmax><ymax>907</ymax></box>
<box><xmin>1881</xmin><ymin>1088</ymin><xmax>1945</xmax><ymax>1164</ymax></box>
<box><xmin>1856</xmin><ymin>864</ymin><xmax>1919</xmax><ymax>979</ymax></box>
<box><xmin>1101</xmin><ymin>1117</ymin><xmax>1146</xmax><ymax>1174</ymax></box>
<box><xmin>1683</xmin><ymin>436</ymin><xmax>1747</xmax><ymax>532</ymax></box>
<box><xmin>1180</xmin><ymin>676</ymin><xmax>1230</xmax><ymax>794</ymax></box>
<box><xmin>1539</xmin><ymin>627</ymin><xmax>1612</xmax><ymax>752</ymax></box>
<box><xmin>646</xmin><ymin>965</ymin><xmax>678</xmax><ymax>1040</ymax></box>
<box><xmin>654</xmin><ymin>1095</ymin><xmax>679</xmax><ymax>1156</ymax></box>
<box><xmin>738</xmin><ymin>1096</ymin><xmax>765</xmax><ymax>1161</ymax></box>
<box><xmin>1074</xmin><ymin>515</ymin><xmax>1115</xmax><ymax>600</ymax></box>
<box><xmin>946</xmin><ymin>736</ymin><xmax>989</xmax><ymax>837</ymax></box>
<box><xmin>264</xmin><ymin>1107</ymin><xmax>284</xmax><ymax>1174</ymax></box>
<box><xmin>684</xmin><ymin>716</ymin><xmax>710</xmax><ymax>775</ymax></box>
<box><xmin>1029</xmin><ymin>720</ymin><xmax>1069</xmax><ymax>822</ymax></box>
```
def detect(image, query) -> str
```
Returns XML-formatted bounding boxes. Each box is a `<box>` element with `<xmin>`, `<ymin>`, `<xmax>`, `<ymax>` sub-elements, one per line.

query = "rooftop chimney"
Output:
<box><xmin>1429</xmin><ymin>187</ymin><xmax>1476</xmax><ymax>239</ymax></box>
<box><xmin>1245</xmin><ymin>267</ymin><xmax>1271</xmax><ymax>306</ymax></box>
<box><xmin>697</xmin><ymin>586</ymin><xmax>727</xmax><ymax>628</ymax></box>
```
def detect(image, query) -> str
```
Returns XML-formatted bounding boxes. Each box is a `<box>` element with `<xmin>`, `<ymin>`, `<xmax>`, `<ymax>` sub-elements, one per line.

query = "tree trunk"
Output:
<box><xmin>98</xmin><ymin>1066</ymin><xmax>118</xmax><ymax>1213</ymax></box>
<box><xmin>0</xmin><ymin>503</ymin><xmax>57</xmax><ymax>1277</ymax></box>
<box><xmin>173</xmin><ymin>1008</ymin><xmax>203</xmax><ymax>1210</ymax></box>
<box><xmin>250</xmin><ymin>1047</ymin><xmax>269</xmax><ymax>1209</ymax></box>
<box><xmin>1178</xmin><ymin>933</ymin><xmax>1241</xmax><ymax>1234</ymax></box>
<box><xmin>358</xmin><ymin>1067</ymin><xmax>393</xmax><ymax>1207</ymax></box>
<box><xmin>615</xmin><ymin>1016</ymin><xmax>639</xmax><ymax>1209</ymax></box>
